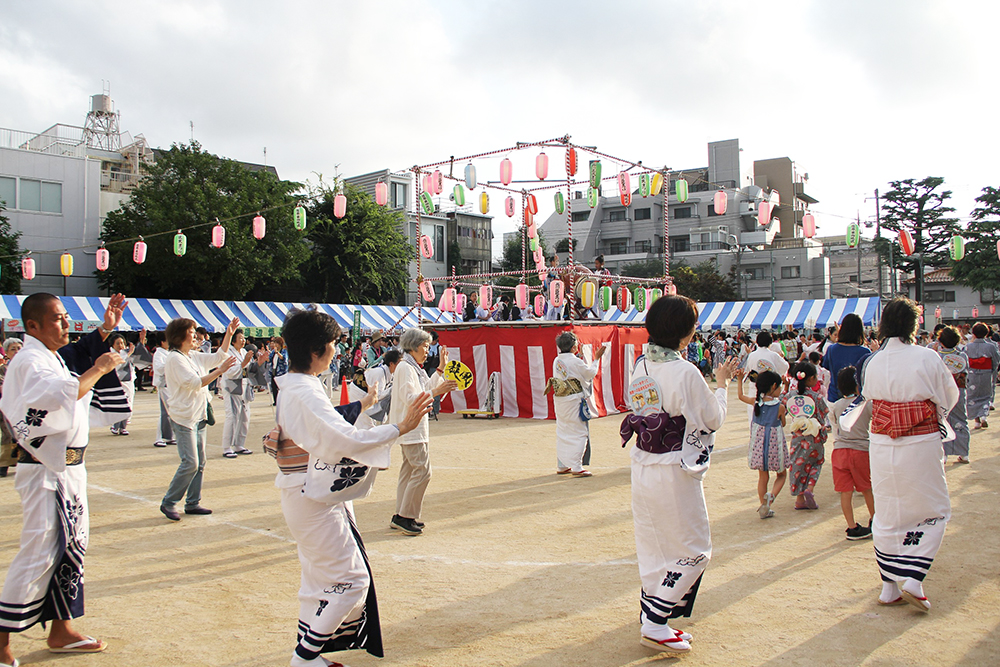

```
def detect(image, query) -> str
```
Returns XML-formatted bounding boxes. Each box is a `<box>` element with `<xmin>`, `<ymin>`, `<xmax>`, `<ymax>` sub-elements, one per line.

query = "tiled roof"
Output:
<box><xmin>903</xmin><ymin>267</ymin><xmax>952</xmax><ymax>284</ymax></box>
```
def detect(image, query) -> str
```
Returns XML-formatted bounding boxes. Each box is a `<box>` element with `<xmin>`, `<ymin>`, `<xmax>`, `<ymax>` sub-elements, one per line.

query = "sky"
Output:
<box><xmin>2</xmin><ymin>0</ymin><xmax>997</xmax><ymax>261</ymax></box>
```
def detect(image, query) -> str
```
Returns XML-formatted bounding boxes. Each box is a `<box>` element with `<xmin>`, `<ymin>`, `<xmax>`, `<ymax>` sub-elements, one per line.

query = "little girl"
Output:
<box><xmin>784</xmin><ymin>361</ymin><xmax>830</xmax><ymax>510</ymax></box>
<box><xmin>737</xmin><ymin>369</ymin><xmax>787</xmax><ymax>519</ymax></box>
<box><xmin>809</xmin><ymin>351</ymin><xmax>830</xmax><ymax>398</ymax></box>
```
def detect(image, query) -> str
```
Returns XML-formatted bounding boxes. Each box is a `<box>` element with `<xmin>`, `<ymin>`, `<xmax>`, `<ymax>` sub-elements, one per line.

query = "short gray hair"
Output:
<box><xmin>399</xmin><ymin>328</ymin><xmax>431</xmax><ymax>353</ymax></box>
<box><xmin>556</xmin><ymin>332</ymin><xmax>577</xmax><ymax>353</ymax></box>
<box><xmin>2</xmin><ymin>337</ymin><xmax>22</xmax><ymax>354</ymax></box>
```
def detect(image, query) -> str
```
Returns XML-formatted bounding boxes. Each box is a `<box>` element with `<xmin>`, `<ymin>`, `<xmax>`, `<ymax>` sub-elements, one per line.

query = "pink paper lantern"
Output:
<box><xmin>526</xmin><ymin>194</ymin><xmax>538</xmax><ymax>215</ymax></box>
<box><xmin>802</xmin><ymin>212</ymin><xmax>815</xmax><ymax>238</ymax></box>
<box><xmin>454</xmin><ymin>292</ymin><xmax>466</xmax><ymax>315</ymax></box>
<box><xmin>714</xmin><ymin>190</ymin><xmax>728</xmax><ymax>216</ymax></box>
<box><xmin>500</xmin><ymin>158</ymin><xmax>513</xmax><ymax>186</ymax></box>
<box><xmin>21</xmin><ymin>257</ymin><xmax>35</xmax><ymax>280</ymax></box>
<box><xmin>550</xmin><ymin>279</ymin><xmax>565</xmax><ymax>307</ymax></box>
<box><xmin>899</xmin><ymin>229</ymin><xmax>915</xmax><ymax>256</ymax></box>
<box><xmin>212</xmin><ymin>223</ymin><xmax>226</xmax><ymax>248</ymax></box>
<box><xmin>758</xmin><ymin>201</ymin><xmax>771</xmax><ymax>228</ymax></box>
<box><xmin>996</xmin><ymin>239</ymin><xmax>1000</xmax><ymax>261</ymax></box>
<box><xmin>533</xmin><ymin>247</ymin><xmax>543</xmax><ymax>264</ymax></box>
<box><xmin>253</xmin><ymin>214</ymin><xmax>266</xmax><ymax>239</ymax></box>
<box><xmin>527</xmin><ymin>224</ymin><xmax>537</xmax><ymax>239</ymax></box>
<box><xmin>534</xmin><ymin>294</ymin><xmax>546</xmax><ymax>317</ymax></box>
<box><xmin>973</xmin><ymin>306</ymin><xmax>980</xmax><ymax>319</ymax></box>
<box><xmin>618</xmin><ymin>172</ymin><xmax>632</xmax><ymax>207</ymax></box>
<box><xmin>665</xmin><ymin>283</ymin><xmax>677</xmax><ymax>296</ymax></box>
<box><xmin>133</xmin><ymin>239</ymin><xmax>147</xmax><ymax>264</ymax></box>
<box><xmin>515</xmin><ymin>283</ymin><xmax>528</xmax><ymax>310</ymax></box>
<box><xmin>505</xmin><ymin>196</ymin><xmax>515</xmax><ymax>217</ymax></box>
<box><xmin>375</xmin><ymin>181</ymin><xmax>388</xmax><ymax>206</ymax></box>
<box><xmin>991</xmin><ymin>304</ymin><xmax>997</xmax><ymax>315</ymax></box>
<box><xmin>420</xmin><ymin>234</ymin><xmax>434</xmax><ymax>259</ymax></box>
<box><xmin>934</xmin><ymin>306</ymin><xmax>942</xmax><ymax>318</ymax></box>
<box><xmin>334</xmin><ymin>194</ymin><xmax>347</xmax><ymax>219</ymax></box>
<box><xmin>96</xmin><ymin>247</ymin><xmax>109</xmax><ymax>271</ymax></box>
<box><xmin>432</xmin><ymin>170</ymin><xmax>443</xmax><ymax>195</ymax></box>
<box><xmin>524</xmin><ymin>208</ymin><xmax>533</xmax><ymax>227</ymax></box>
<box><xmin>479</xmin><ymin>285</ymin><xmax>492</xmax><ymax>306</ymax></box>
<box><xmin>440</xmin><ymin>288</ymin><xmax>456</xmax><ymax>312</ymax></box>
<box><xmin>420</xmin><ymin>280</ymin><xmax>435</xmax><ymax>301</ymax></box>
<box><xmin>536</xmin><ymin>152</ymin><xmax>549</xmax><ymax>180</ymax></box>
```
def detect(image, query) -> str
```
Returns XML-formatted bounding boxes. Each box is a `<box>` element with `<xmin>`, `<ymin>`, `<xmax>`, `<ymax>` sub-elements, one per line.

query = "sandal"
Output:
<box><xmin>49</xmin><ymin>636</ymin><xmax>107</xmax><ymax>653</ymax></box>
<box><xmin>877</xmin><ymin>596</ymin><xmax>907</xmax><ymax>606</ymax></box>
<box><xmin>556</xmin><ymin>468</ymin><xmax>571</xmax><ymax>475</ymax></box>
<box><xmin>900</xmin><ymin>589</ymin><xmax>931</xmax><ymax>612</ymax></box>
<box><xmin>223</xmin><ymin>451</ymin><xmax>238</xmax><ymax>459</ymax></box>
<box><xmin>955</xmin><ymin>456</ymin><xmax>970</xmax><ymax>464</ymax></box>
<box><xmin>571</xmin><ymin>470</ymin><xmax>593</xmax><ymax>477</ymax></box>
<box><xmin>235</xmin><ymin>448</ymin><xmax>253</xmax><ymax>455</ymax></box>
<box><xmin>640</xmin><ymin>634</ymin><xmax>691</xmax><ymax>653</ymax></box>
<box><xmin>803</xmin><ymin>490</ymin><xmax>818</xmax><ymax>510</ymax></box>
<box><xmin>758</xmin><ymin>492</ymin><xmax>774</xmax><ymax>519</ymax></box>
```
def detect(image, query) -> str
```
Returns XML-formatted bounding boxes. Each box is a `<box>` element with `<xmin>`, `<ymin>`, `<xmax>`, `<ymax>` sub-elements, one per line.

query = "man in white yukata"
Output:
<box><xmin>548</xmin><ymin>332</ymin><xmax>606</xmax><ymax>477</ymax></box>
<box><xmin>0</xmin><ymin>293</ymin><xmax>126</xmax><ymax>666</ymax></box>
<box><xmin>743</xmin><ymin>331</ymin><xmax>789</xmax><ymax>422</ymax></box>
<box><xmin>221</xmin><ymin>330</ymin><xmax>256</xmax><ymax>458</ymax></box>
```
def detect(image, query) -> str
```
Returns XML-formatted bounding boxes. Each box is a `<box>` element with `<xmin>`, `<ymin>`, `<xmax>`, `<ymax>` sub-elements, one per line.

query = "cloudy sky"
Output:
<box><xmin>3</xmin><ymin>0</ymin><xmax>996</xmax><ymax>259</ymax></box>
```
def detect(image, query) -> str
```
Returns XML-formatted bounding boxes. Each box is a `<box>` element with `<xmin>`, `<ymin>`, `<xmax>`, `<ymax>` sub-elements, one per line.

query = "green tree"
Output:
<box><xmin>302</xmin><ymin>182</ymin><xmax>412</xmax><ymax>304</ymax></box>
<box><xmin>0</xmin><ymin>202</ymin><xmax>22</xmax><ymax>294</ymax></box>
<box><xmin>879</xmin><ymin>177</ymin><xmax>959</xmax><ymax>302</ymax></box>
<box><xmin>950</xmin><ymin>185</ymin><xmax>1000</xmax><ymax>296</ymax></box>
<box><xmin>555</xmin><ymin>237</ymin><xmax>577</xmax><ymax>254</ymax></box>
<box><xmin>618</xmin><ymin>258</ymin><xmax>663</xmax><ymax>278</ymax></box>
<box><xmin>447</xmin><ymin>239</ymin><xmax>464</xmax><ymax>276</ymax></box>
<box><xmin>620</xmin><ymin>258</ymin><xmax>737</xmax><ymax>301</ymax></box>
<box><xmin>98</xmin><ymin>141</ymin><xmax>308</xmax><ymax>299</ymax></box>
<box><xmin>497</xmin><ymin>229</ymin><xmax>548</xmax><ymax>288</ymax></box>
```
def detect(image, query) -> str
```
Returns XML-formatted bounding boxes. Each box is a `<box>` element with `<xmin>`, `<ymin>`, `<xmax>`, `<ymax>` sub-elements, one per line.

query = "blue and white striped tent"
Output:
<box><xmin>603</xmin><ymin>297</ymin><xmax>881</xmax><ymax>330</ymax></box>
<box><xmin>0</xmin><ymin>295</ymin><xmax>442</xmax><ymax>333</ymax></box>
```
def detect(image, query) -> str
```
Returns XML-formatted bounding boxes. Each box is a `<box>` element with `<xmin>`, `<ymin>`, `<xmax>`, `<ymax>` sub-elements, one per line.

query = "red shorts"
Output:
<box><xmin>832</xmin><ymin>448</ymin><xmax>871</xmax><ymax>493</ymax></box>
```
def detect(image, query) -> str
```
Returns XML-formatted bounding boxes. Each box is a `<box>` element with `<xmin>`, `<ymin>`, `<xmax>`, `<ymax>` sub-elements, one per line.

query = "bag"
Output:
<box><xmin>579</xmin><ymin>397</ymin><xmax>593</xmax><ymax>422</ymax></box>
<box><xmin>262</xmin><ymin>425</ymin><xmax>309</xmax><ymax>474</ymax></box>
<box><xmin>205</xmin><ymin>399</ymin><xmax>216</xmax><ymax>426</ymax></box>
<box><xmin>263</xmin><ymin>423</ymin><xmax>378</xmax><ymax>503</ymax></box>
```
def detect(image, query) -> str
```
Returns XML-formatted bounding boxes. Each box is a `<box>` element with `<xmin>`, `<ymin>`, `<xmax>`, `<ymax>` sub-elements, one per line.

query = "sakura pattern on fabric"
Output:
<box><xmin>783</xmin><ymin>387</ymin><xmax>830</xmax><ymax>496</ymax></box>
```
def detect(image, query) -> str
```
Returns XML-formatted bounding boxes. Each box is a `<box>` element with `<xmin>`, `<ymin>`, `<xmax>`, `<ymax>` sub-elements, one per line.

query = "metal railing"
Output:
<box><xmin>0</xmin><ymin>125</ymin><xmax>87</xmax><ymax>157</ymax></box>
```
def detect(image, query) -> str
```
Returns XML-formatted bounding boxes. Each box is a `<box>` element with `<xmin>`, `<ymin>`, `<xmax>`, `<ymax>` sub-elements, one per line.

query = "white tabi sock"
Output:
<box><xmin>901</xmin><ymin>578</ymin><xmax>925</xmax><ymax>599</ymax></box>
<box><xmin>880</xmin><ymin>581</ymin><xmax>901</xmax><ymax>603</ymax></box>
<box><xmin>642</xmin><ymin>622</ymin><xmax>679</xmax><ymax>642</ymax></box>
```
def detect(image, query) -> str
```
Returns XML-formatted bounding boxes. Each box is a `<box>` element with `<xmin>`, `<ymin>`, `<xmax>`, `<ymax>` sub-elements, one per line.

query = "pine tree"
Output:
<box><xmin>950</xmin><ymin>186</ymin><xmax>1000</xmax><ymax>299</ymax></box>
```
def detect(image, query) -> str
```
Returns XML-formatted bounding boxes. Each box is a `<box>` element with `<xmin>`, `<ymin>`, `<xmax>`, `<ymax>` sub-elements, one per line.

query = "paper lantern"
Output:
<box><xmin>212</xmin><ymin>223</ymin><xmax>226</xmax><ymax>248</ymax></box>
<box><xmin>567</xmin><ymin>147</ymin><xmax>577</xmax><ymax>176</ymax></box>
<box><xmin>529</xmin><ymin>237</ymin><xmax>538</xmax><ymax>252</ymax></box>
<box><xmin>635</xmin><ymin>288</ymin><xmax>648</xmax><ymax>312</ymax></box>
<box><xmin>953</xmin><ymin>309</ymin><xmax>959</xmax><ymax>319</ymax></box>
<box><xmin>515</xmin><ymin>283</ymin><xmax>528</xmax><ymax>309</ymax></box>
<box><xmin>440</xmin><ymin>288</ymin><xmax>456</xmax><ymax>312</ymax></box>
<box><xmin>950</xmin><ymin>235</ymin><xmax>965</xmax><ymax>261</ymax></box>
<box><xmin>527</xmin><ymin>224</ymin><xmax>537</xmax><ymax>239</ymax></box>
<box><xmin>505</xmin><ymin>196</ymin><xmax>515</xmax><ymax>217</ymax></box>
<box><xmin>294</xmin><ymin>205</ymin><xmax>308</xmax><ymax>229</ymax></box>
<box><xmin>524</xmin><ymin>208</ymin><xmax>533</xmax><ymax>227</ymax></box>
<box><xmin>599</xmin><ymin>286</ymin><xmax>613</xmax><ymax>311</ymax></box>
<box><xmin>420</xmin><ymin>234</ymin><xmax>434</xmax><ymax>259</ymax></box>
<box><xmin>133</xmin><ymin>239</ymin><xmax>147</xmax><ymax>264</ymax></box>
<box><xmin>533</xmin><ymin>247</ymin><xmax>543</xmax><ymax>264</ymax></box>
<box><xmin>526</xmin><ymin>193</ymin><xmax>538</xmax><ymax>215</ymax></box>
<box><xmin>454</xmin><ymin>292</ymin><xmax>467</xmax><ymax>315</ymax></box>
<box><xmin>334</xmin><ymin>194</ymin><xmax>347</xmax><ymax>219</ymax></box>
<box><xmin>649</xmin><ymin>287</ymin><xmax>663</xmax><ymax>303</ymax></box>
<box><xmin>972</xmin><ymin>306</ymin><xmax>980</xmax><ymax>319</ymax></box>
<box><xmin>934</xmin><ymin>306</ymin><xmax>942</xmax><ymax>318</ymax></box>
<box><xmin>59</xmin><ymin>252</ymin><xmax>73</xmax><ymax>277</ymax></box>
<box><xmin>589</xmin><ymin>161</ymin><xmax>602</xmax><ymax>188</ymax></box>
<box><xmin>639</xmin><ymin>174</ymin><xmax>650</xmax><ymax>198</ymax></box>
<box><xmin>714</xmin><ymin>190</ymin><xmax>728</xmax><ymax>215</ymax></box>
<box><xmin>422</xmin><ymin>173</ymin><xmax>433</xmax><ymax>194</ymax></box>
<box><xmin>676</xmin><ymin>178</ymin><xmax>689</xmax><ymax>203</ymax></box>
<box><xmin>802</xmin><ymin>212</ymin><xmax>816</xmax><ymax>238</ymax></box>
<box><xmin>174</xmin><ymin>231</ymin><xmax>187</xmax><ymax>256</ymax></box>
<box><xmin>479</xmin><ymin>191</ymin><xmax>489</xmax><ymax>214</ymax></box>
<box><xmin>532</xmin><ymin>294</ymin><xmax>544</xmax><ymax>317</ymax></box>
<box><xmin>550</xmin><ymin>279</ymin><xmax>565</xmax><ymax>307</ymax></box>
<box><xmin>374</xmin><ymin>183</ymin><xmax>388</xmax><ymax>207</ymax></box>
<box><xmin>844</xmin><ymin>223</ymin><xmax>860</xmax><ymax>249</ymax></box>
<box><xmin>465</xmin><ymin>163</ymin><xmax>477</xmax><ymax>190</ymax></box>
<box><xmin>554</xmin><ymin>191</ymin><xmax>565</xmax><ymax>215</ymax></box>
<box><xmin>96</xmin><ymin>247</ymin><xmax>109</xmax><ymax>271</ymax></box>
<box><xmin>616</xmin><ymin>286</ymin><xmax>631</xmax><ymax>311</ymax></box>
<box><xmin>991</xmin><ymin>304</ymin><xmax>997</xmax><ymax>315</ymax></box>
<box><xmin>587</xmin><ymin>187</ymin><xmax>598</xmax><ymax>208</ymax></box>
<box><xmin>21</xmin><ymin>257</ymin><xmax>34</xmax><ymax>280</ymax></box>
<box><xmin>420</xmin><ymin>191</ymin><xmax>435</xmax><ymax>214</ymax></box>
<box><xmin>536</xmin><ymin>152</ymin><xmax>549</xmax><ymax>180</ymax></box>
<box><xmin>650</xmin><ymin>173</ymin><xmax>664</xmax><ymax>197</ymax></box>
<box><xmin>420</xmin><ymin>280</ymin><xmax>435</xmax><ymax>302</ymax></box>
<box><xmin>479</xmin><ymin>285</ymin><xmax>492</xmax><ymax>306</ymax></box>
<box><xmin>665</xmin><ymin>283</ymin><xmax>677</xmax><ymax>296</ymax></box>
<box><xmin>253</xmin><ymin>214</ymin><xmax>266</xmax><ymax>239</ymax></box>
<box><xmin>758</xmin><ymin>202</ymin><xmax>772</xmax><ymax>229</ymax></box>
<box><xmin>432</xmin><ymin>170</ymin><xmax>443</xmax><ymax>195</ymax></box>
<box><xmin>500</xmin><ymin>158</ymin><xmax>513</xmax><ymax>185</ymax></box>
<box><xmin>579</xmin><ymin>281</ymin><xmax>596</xmax><ymax>309</ymax></box>
<box><xmin>619</xmin><ymin>172</ymin><xmax>631</xmax><ymax>207</ymax></box>
<box><xmin>997</xmin><ymin>239</ymin><xmax>1000</xmax><ymax>261</ymax></box>
<box><xmin>899</xmin><ymin>229</ymin><xmax>915</xmax><ymax>256</ymax></box>
<box><xmin>453</xmin><ymin>184</ymin><xmax>466</xmax><ymax>206</ymax></box>
<box><xmin>538</xmin><ymin>270</ymin><xmax>548</xmax><ymax>282</ymax></box>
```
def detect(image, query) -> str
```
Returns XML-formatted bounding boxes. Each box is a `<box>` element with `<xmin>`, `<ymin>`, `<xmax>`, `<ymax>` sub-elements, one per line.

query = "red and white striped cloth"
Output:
<box><xmin>437</xmin><ymin>324</ymin><xmax>650</xmax><ymax>419</ymax></box>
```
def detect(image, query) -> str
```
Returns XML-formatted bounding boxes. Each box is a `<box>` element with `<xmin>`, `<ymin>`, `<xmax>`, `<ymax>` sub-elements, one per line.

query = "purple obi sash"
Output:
<box><xmin>621</xmin><ymin>412</ymin><xmax>687</xmax><ymax>453</ymax></box>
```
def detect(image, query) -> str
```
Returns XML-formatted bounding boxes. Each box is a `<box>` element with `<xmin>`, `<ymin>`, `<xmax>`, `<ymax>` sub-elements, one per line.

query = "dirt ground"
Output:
<box><xmin>1</xmin><ymin>385</ymin><xmax>998</xmax><ymax>667</ymax></box>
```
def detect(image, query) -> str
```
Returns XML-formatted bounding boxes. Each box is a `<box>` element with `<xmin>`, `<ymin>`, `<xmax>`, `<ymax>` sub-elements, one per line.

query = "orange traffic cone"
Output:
<box><xmin>339</xmin><ymin>379</ymin><xmax>350</xmax><ymax>406</ymax></box>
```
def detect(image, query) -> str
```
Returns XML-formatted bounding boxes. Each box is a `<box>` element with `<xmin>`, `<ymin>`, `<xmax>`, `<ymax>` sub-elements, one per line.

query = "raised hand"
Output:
<box><xmin>226</xmin><ymin>317</ymin><xmax>242</xmax><ymax>337</ymax></box>
<box><xmin>95</xmin><ymin>351</ymin><xmax>123</xmax><ymax>375</ymax></box>
<box><xmin>104</xmin><ymin>293</ymin><xmax>127</xmax><ymax>331</ymax></box>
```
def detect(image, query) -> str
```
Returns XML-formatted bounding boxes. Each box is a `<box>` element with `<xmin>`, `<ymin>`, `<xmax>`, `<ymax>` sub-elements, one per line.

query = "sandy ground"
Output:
<box><xmin>1</xmin><ymin>385</ymin><xmax>998</xmax><ymax>667</ymax></box>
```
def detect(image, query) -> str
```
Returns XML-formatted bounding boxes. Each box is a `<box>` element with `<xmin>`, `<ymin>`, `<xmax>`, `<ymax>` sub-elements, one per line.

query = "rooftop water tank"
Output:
<box><xmin>91</xmin><ymin>94</ymin><xmax>112</xmax><ymax>113</ymax></box>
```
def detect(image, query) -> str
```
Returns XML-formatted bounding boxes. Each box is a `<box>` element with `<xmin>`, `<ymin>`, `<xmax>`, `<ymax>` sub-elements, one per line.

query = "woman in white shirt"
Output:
<box><xmin>159</xmin><ymin>316</ymin><xmax>239</xmax><ymax>521</ymax></box>
<box><xmin>152</xmin><ymin>333</ymin><xmax>175</xmax><ymax>447</ymax></box>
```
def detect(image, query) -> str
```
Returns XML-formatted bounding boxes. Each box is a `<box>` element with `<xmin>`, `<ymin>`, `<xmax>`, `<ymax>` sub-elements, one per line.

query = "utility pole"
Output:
<box><xmin>874</xmin><ymin>188</ymin><xmax>883</xmax><ymax>300</ymax></box>
<box><xmin>856</xmin><ymin>212</ymin><xmax>863</xmax><ymax>297</ymax></box>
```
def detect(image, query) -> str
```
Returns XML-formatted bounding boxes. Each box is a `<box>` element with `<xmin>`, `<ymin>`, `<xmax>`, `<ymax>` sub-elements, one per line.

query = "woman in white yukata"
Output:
<box><xmin>864</xmin><ymin>298</ymin><xmax>958</xmax><ymax>612</ymax></box>
<box><xmin>275</xmin><ymin>308</ymin><xmax>432</xmax><ymax>667</ymax></box>
<box><xmin>620</xmin><ymin>295</ymin><xmax>736</xmax><ymax>654</ymax></box>
<box><xmin>549</xmin><ymin>331</ymin><xmax>605</xmax><ymax>477</ymax></box>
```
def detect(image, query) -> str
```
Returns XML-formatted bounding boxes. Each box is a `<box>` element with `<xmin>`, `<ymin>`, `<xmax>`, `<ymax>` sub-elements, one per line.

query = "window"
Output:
<box><xmin>926</xmin><ymin>289</ymin><xmax>956</xmax><ymax>302</ymax></box>
<box><xmin>608</xmin><ymin>209</ymin><xmax>626</xmax><ymax>222</ymax></box>
<box><xmin>19</xmin><ymin>179</ymin><xmax>40</xmax><ymax>211</ymax></box>
<box><xmin>746</xmin><ymin>267</ymin><xmax>765</xmax><ymax>280</ymax></box>
<box><xmin>571</xmin><ymin>210</ymin><xmax>589</xmax><ymax>222</ymax></box>
<box><xmin>708</xmin><ymin>204</ymin><xmax>718</xmax><ymax>216</ymax></box>
<box><xmin>673</xmin><ymin>207</ymin><xmax>691</xmax><ymax>219</ymax></box>
<box><xmin>781</xmin><ymin>266</ymin><xmax>801</xmax><ymax>279</ymax></box>
<box><xmin>391</xmin><ymin>182</ymin><xmax>407</xmax><ymax>208</ymax></box>
<box><xmin>435</xmin><ymin>225</ymin><xmax>444</xmax><ymax>261</ymax></box>
<box><xmin>41</xmin><ymin>182</ymin><xmax>61</xmax><ymax>213</ymax></box>
<box><xmin>609</xmin><ymin>240</ymin><xmax>628</xmax><ymax>255</ymax></box>
<box><xmin>0</xmin><ymin>177</ymin><xmax>14</xmax><ymax>209</ymax></box>
<box><xmin>700</xmin><ymin>233</ymin><xmax>711</xmax><ymax>244</ymax></box>
<box><xmin>848</xmin><ymin>274</ymin><xmax>858</xmax><ymax>283</ymax></box>
<box><xmin>669</xmin><ymin>237</ymin><xmax>690</xmax><ymax>254</ymax></box>
<box><xmin>635</xmin><ymin>207</ymin><xmax>651</xmax><ymax>220</ymax></box>
<box><xmin>636</xmin><ymin>240</ymin><xmax>652</xmax><ymax>253</ymax></box>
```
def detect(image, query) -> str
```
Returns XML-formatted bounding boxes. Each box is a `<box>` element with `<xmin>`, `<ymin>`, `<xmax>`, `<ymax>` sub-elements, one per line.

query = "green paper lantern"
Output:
<box><xmin>676</xmin><ymin>178</ymin><xmax>689</xmax><ymax>203</ymax></box>
<box><xmin>950</xmin><ymin>235</ymin><xmax>965</xmax><ymax>261</ymax></box>
<box><xmin>453</xmin><ymin>184</ymin><xmax>466</xmax><ymax>206</ymax></box>
<box><xmin>634</xmin><ymin>287</ymin><xmax>647</xmax><ymax>313</ymax></box>
<box><xmin>587</xmin><ymin>187</ymin><xmax>598</xmax><ymax>208</ymax></box>
<box><xmin>599</xmin><ymin>285</ymin><xmax>613</xmax><ymax>311</ymax></box>
<box><xmin>530</xmin><ymin>237</ymin><xmax>539</xmax><ymax>251</ymax></box>
<box><xmin>173</xmin><ymin>231</ymin><xmax>187</xmax><ymax>256</ymax></box>
<box><xmin>293</xmin><ymin>205</ymin><xmax>307</xmax><ymax>231</ymax></box>
<box><xmin>554</xmin><ymin>191</ymin><xmax>565</xmax><ymax>215</ymax></box>
<box><xmin>639</xmin><ymin>173</ymin><xmax>650</xmax><ymax>198</ymax></box>
<box><xmin>845</xmin><ymin>222</ymin><xmax>860</xmax><ymax>249</ymax></box>
<box><xmin>420</xmin><ymin>191</ymin><xmax>434</xmax><ymax>214</ymax></box>
<box><xmin>650</xmin><ymin>287</ymin><xmax>663</xmax><ymax>303</ymax></box>
<box><xmin>589</xmin><ymin>160</ymin><xmax>602</xmax><ymax>189</ymax></box>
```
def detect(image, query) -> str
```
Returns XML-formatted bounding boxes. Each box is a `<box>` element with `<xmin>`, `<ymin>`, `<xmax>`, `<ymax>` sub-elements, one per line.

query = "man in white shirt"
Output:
<box><xmin>744</xmin><ymin>331</ymin><xmax>790</xmax><ymax>422</ymax></box>
<box><xmin>222</xmin><ymin>330</ymin><xmax>255</xmax><ymax>458</ymax></box>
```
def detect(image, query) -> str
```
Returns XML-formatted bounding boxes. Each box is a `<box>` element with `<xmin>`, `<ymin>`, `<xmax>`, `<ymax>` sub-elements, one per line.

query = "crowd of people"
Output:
<box><xmin>0</xmin><ymin>290</ymin><xmax>996</xmax><ymax>664</ymax></box>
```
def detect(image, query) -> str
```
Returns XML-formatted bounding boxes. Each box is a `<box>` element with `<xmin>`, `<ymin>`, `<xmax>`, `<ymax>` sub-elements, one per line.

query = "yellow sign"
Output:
<box><xmin>442</xmin><ymin>360</ymin><xmax>474</xmax><ymax>391</ymax></box>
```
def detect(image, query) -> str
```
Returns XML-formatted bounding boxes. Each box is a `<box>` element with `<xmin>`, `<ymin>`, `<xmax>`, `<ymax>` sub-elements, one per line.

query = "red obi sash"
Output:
<box><xmin>870</xmin><ymin>399</ymin><xmax>938</xmax><ymax>439</ymax></box>
<box><xmin>968</xmin><ymin>357</ymin><xmax>993</xmax><ymax>370</ymax></box>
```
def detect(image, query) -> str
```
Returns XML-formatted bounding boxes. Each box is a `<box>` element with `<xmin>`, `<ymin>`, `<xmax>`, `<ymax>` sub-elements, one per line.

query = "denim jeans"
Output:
<box><xmin>162</xmin><ymin>418</ymin><xmax>208</xmax><ymax>509</ymax></box>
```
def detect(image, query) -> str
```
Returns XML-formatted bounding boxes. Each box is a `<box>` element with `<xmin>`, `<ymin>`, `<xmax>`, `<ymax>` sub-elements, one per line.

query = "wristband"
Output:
<box><xmin>99</xmin><ymin>326</ymin><xmax>113</xmax><ymax>335</ymax></box>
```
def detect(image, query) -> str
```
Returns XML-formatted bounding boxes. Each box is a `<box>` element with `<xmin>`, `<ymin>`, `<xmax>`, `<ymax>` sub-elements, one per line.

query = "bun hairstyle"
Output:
<box><xmin>753</xmin><ymin>370</ymin><xmax>782</xmax><ymax>417</ymax></box>
<box><xmin>792</xmin><ymin>361</ymin><xmax>817</xmax><ymax>395</ymax></box>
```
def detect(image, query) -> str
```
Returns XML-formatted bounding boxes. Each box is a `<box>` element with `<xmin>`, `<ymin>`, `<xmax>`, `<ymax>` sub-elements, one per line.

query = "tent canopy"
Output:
<box><xmin>0</xmin><ymin>295</ymin><xmax>442</xmax><ymax>333</ymax></box>
<box><xmin>602</xmin><ymin>297</ymin><xmax>881</xmax><ymax>330</ymax></box>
